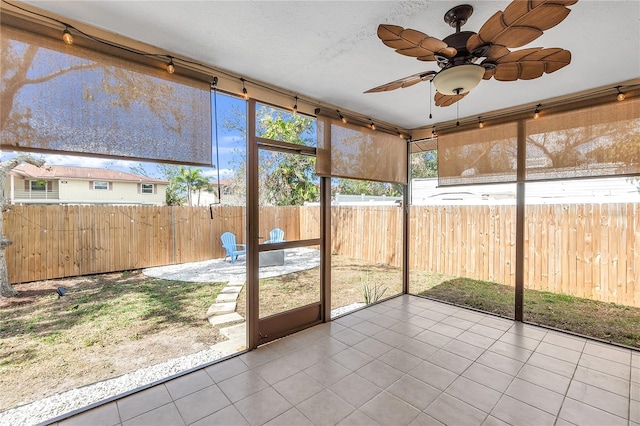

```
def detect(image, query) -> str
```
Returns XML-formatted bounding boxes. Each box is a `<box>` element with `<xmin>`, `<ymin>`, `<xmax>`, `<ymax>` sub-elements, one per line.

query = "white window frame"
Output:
<box><xmin>93</xmin><ymin>181</ymin><xmax>109</xmax><ymax>191</ymax></box>
<box><xmin>141</xmin><ymin>183</ymin><xmax>154</xmax><ymax>194</ymax></box>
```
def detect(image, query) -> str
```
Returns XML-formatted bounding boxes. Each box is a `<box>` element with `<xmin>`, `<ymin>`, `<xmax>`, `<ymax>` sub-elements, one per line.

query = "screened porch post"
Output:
<box><xmin>321</xmin><ymin>176</ymin><xmax>332</xmax><ymax>322</ymax></box>
<box><xmin>515</xmin><ymin>120</ymin><xmax>526</xmax><ymax>322</ymax></box>
<box><xmin>403</xmin><ymin>141</ymin><xmax>410</xmax><ymax>295</ymax></box>
<box><xmin>247</xmin><ymin>99</ymin><xmax>259</xmax><ymax>349</ymax></box>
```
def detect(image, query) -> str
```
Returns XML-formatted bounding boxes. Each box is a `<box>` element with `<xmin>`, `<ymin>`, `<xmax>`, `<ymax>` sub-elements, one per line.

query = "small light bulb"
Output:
<box><xmin>533</xmin><ymin>111</ymin><xmax>539</xmax><ymax>119</ymax></box>
<box><xmin>167</xmin><ymin>60</ymin><xmax>175</xmax><ymax>74</ymax></box>
<box><xmin>617</xmin><ymin>92</ymin><xmax>626</xmax><ymax>102</ymax></box>
<box><xmin>478</xmin><ymin>117</ymin><xmax>484</xmax><ymax>128</ymax></box>
<box><xmin>62</xmin><ymin>28</ymin><xmax>73</xmax><ymax>45</ymax></box>
<box><xmin>242</xmin><ymin>87</ymin><xmax>248</xmax><ymax>100</ymax></box>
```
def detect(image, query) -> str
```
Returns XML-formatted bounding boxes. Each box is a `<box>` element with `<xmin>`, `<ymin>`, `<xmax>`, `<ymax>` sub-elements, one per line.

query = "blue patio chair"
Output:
<box><xmin>264</xmin><ymin>228</ymin><xmax>285</xmax><ymax>244</ymax></box>
<box><xmin>221</xmin><ymin>232</ymin><xmax>246</xmax><ymax>264</ymax></box>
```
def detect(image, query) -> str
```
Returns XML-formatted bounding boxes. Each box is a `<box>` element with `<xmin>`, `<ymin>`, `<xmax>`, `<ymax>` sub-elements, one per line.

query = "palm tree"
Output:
<box><xmin>174</xmin><ymin>166</ymin><xmax>208</xmax><ymax>206</ymax></box>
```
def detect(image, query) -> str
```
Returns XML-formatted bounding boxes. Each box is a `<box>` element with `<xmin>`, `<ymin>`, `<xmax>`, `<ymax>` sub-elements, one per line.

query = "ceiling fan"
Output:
<box><xmin>365</xmin><ymin>0</ymin><xmax>577</xmax><ymax>107</ymax></box>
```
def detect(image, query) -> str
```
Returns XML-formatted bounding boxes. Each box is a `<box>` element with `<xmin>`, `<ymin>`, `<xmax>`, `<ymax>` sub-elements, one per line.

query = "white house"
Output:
<box><xmin>7</xmin><ymin>164</ymin><xmax>168</xmax><ymax>206</ymax></box>
<box><xmin>411</xmin><ymin>177</ymin><xmax>640</xmax><ymax>205</ymax></box>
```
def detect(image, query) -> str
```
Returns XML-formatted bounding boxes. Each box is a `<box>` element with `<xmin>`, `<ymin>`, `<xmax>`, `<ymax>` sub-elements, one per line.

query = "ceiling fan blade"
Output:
<box><xmin>365</xmin><ymin>71</ymin><xmax>436</xmax><ymax>93</ymax></box>
<box><xmin>467</xmin><ymin>0</ymin><xmax>578</xmax><ymax>52</ymax></box>
<box><xmin>435</xmin><ymin>91</ymin><xmax>467</xmax><ymax>107</ymax></box>
<box><xmin>378</xmin><ymin>24</ymin><xmax>457</xmax><ymax>61</ymax></box>
<box><xmin>483</xmin><ymin>47</ymin><xmax>571</xmax><ymax>81</ymax></box>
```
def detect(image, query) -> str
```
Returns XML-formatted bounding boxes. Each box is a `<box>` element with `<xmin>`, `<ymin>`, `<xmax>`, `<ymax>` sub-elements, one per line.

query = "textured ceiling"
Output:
<box><xmin>17</xmin><ymin>0</ymin><xmax>640</xmax><ymax>130</ymax></box>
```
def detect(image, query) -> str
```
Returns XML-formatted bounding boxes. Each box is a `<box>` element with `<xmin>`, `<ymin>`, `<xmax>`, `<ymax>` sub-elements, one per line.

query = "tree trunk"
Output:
<box><xmin>0</xmin><ymin>154</ymin><xmax>45</xmax><ymax>297</ymax></box>
<box><xmin>0</xmin><ymin>237</ymin><xmax>17</xmax><ymax>297</ymax></box>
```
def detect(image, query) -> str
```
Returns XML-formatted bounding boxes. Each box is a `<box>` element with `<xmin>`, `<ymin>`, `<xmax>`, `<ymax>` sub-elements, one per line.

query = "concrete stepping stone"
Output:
<box><xmin>212</xmin><ymin>336</ymin><xmax>246</xmax><ymax>353</ymax></box>
<box><xmin>221</xmin><ymin>285</ymin><xmax>244</xmax><ymax>294</ymax></box>
<box><xmin>208</xmin><ymin>312</ymin><xmax>245</xmax><ymax>326</ymax></box>
<box><xmin>206</xmin><ymin>302</ymin><xmax>236</xmax><ymax>316</ymax></box>
<box><xmin>216</xmin><ymin>292</ymin><xmax>240</xmax><ymax>303</ymax></box>
<box><xmin>220</xmin><ymin>323</ymin><xmax>246</xmax><ymax>340</ymax></box>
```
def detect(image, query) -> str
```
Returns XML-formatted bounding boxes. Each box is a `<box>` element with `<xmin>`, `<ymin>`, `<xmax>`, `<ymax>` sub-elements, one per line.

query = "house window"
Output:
<box><xmin>30</xmin><ymin>180</ymin><xmax>47</xmax><ymax>191</ymax></box>
<box><xmin>93</xmin><ymin>181</ymin><xmax>109</xmax><ymax>190</ymax></box>
<box><xmin>141</xmin><ymin>183</ymin><xmax>154</xmax><ymax>194</ymax></box>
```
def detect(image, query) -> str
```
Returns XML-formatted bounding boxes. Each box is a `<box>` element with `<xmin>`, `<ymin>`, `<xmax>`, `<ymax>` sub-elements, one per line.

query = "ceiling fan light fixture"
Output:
<box><xmin>432</xmin><ymin>64</ymin><xmax>484</xmax><ymax>96</ymax></box>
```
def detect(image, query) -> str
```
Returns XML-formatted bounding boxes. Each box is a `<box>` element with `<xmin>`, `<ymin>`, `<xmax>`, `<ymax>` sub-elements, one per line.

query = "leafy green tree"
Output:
<box><xmin>336</xmin><ymin>179</ymin><xmax>401</xmax><ymax>197</ymax></box>
<box><xmin>411</xmin><ymin>150</ymin><xmax>438</xmax><ymax>179</ymax></box>
<box><xmin>224</xmin><ymin>105</ymin><xmax>318</xmax><ymax>206</ymax></box>
<box><xmin>258</xmin><ymin>111</ymin><xmax>318</xmax><ymax>205</ymax></box>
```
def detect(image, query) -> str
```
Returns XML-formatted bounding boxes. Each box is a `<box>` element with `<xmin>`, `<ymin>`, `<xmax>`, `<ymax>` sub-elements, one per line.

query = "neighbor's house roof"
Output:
<box><xmin>11</xmin><ymin>164</ymin><xmax>169</xmax><ymax>184</ymax></box>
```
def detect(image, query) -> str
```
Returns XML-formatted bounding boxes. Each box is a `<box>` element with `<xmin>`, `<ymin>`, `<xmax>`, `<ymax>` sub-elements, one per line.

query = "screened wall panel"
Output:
<box><xmin>438</xmin><ymin>123</ymin><xmax>518</xmax><ymax>186</ymax></box>
<box><xmin>316</xmin><ymin>117</ymin><xmax>407</xmax><ymax>185</ymax></box>
<box><xmin>1</xmin><ymin>24</ymin><xmax>212</xmax><ymax>166</ymax></box>
<box><xmin>525</xmin><ymin>98</ymin><xmax>640</xmax><ymax>180</ymax></box>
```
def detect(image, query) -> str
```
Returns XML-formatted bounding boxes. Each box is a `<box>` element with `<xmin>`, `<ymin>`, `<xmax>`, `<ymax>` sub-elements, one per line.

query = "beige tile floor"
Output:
<box><xmin>55</xmin><ymin>295</ymin><xmax>639</xmax><ymax>426</ymax></box>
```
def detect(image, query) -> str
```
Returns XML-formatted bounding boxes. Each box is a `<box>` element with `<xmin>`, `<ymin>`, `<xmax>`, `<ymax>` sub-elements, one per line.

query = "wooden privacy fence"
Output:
<box><xmin>409</xmin><ymin>203</ymin><xmax>639</xmax><ymax>307</ymax></box>
<box><xmin>4</xmin><ymin>203</ymin><xmax>639</xmax><ymax>307</ymax></box>
<box><xmin>4</xmin><ymin>205</ymin><xmax>317</xmax><ymax>284</ymax></box>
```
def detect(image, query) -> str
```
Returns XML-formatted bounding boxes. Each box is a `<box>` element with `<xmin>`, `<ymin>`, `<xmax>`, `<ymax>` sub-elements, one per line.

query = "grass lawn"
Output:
<box><xmin>419</xmin><ymin>277</ymin><xmax>640</xmax><ymax>349</ymax></box>
<box><xmin>235</xmin><ymin>255</ymin><xmax>404</xmax><ymax>319</ymax></box>
<box><xmin>0</xmin><ymin>271</ymin><xmax>226</xmax><ymax>410</ymax></box>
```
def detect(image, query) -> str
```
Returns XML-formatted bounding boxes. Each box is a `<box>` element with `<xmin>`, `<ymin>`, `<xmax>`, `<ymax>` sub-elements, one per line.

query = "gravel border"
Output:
<box><xmin>1</xmin><ymin>347</ymin><xmax>224</xmax><ymax>426</ymax></box>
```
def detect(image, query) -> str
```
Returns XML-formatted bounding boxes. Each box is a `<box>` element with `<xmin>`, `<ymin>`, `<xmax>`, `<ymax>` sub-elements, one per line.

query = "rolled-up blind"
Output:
<box><xmin>438</xmin><ymin>122</ymin><xmax>518</xmax><ymax>186</ymax></box>
<box><xmin>525</xmin><ymin>98</ymin><xmax>640</xmax><ymax>180</ymax></box>
<box><xmin>1</xmin><ymin>23</ymin><xmax>212</xmax><ymax>166</ymax></box>
<box><xmin>316</xmin><ymin>112</ymin><xmax>407</xmax><ymax>185</ymax></box>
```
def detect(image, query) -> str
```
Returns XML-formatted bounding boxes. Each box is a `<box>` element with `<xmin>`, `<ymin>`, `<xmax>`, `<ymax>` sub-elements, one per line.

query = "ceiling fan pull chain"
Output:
<box><xmin>429</xmin><ymin>81</ymin><xmax>433</xmax><ymax>119</ymax></box>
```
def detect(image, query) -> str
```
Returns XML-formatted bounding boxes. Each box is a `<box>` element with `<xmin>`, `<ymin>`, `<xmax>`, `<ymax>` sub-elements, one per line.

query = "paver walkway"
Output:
<box><xmin>143</xmin><ymin>248</ymin><xmax>321</xmax><ymax>342</ymax></box>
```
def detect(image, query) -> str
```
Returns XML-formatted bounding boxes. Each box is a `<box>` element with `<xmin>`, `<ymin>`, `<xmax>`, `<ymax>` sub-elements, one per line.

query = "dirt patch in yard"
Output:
<box><xmin>235</xmin><ymin>255</ymin><xmax>405</xmax><ymax>319</ymax></box>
